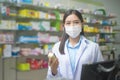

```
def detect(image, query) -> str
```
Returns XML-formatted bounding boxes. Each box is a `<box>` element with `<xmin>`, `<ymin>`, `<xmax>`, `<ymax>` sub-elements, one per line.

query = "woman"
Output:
<box><xmin>46</xmin><ymin>9</ymin><xmax>104</xmax><ymax>80</ymax></box>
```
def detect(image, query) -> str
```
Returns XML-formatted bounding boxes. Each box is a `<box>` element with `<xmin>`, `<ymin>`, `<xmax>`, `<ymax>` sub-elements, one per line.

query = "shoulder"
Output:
<box><xmin>52</xmin><ymin>41</ymin><xmax>61</xmax><ymax>57</ymax></box>
<box><xmin>82</xmin><ymin>36</ymin><xmax>99</xmax><ymax>47</ymax></box>
<box><xmin>53</xmin><ymin>41</ymin><xmax>61</xmax><ymax>47</ymax></box>
<box><xmin>52</xmin><ymin>41</ymin><xmax>61</xmax><ymax>51</ymax></box>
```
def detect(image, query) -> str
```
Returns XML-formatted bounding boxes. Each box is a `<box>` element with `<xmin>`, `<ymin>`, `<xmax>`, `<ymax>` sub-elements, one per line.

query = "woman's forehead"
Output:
<box><xmin>65</xmin><ymin>14</ymin><xmax>79</xmax><ymax>21</ymax></box>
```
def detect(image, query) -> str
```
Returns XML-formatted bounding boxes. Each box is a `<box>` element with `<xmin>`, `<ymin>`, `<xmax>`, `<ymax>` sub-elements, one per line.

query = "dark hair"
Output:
<box><xmin>59</xmin><ymin>9</ymin><xmax>84</xmax><ymax>54</ymax></box>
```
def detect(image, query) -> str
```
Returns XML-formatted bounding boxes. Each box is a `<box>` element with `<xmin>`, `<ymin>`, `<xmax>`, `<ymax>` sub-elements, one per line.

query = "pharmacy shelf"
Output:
<box><xmin>0</xmin><ymin>1</ymin><xmax>117</xmax><ymax>80</ymax></box>
<box><xmin>84</xmin><ymin>22</ymin><xmax>116</xmax><ymax>27</ymax></box>
<box><xmin>0</xmin><ymin>15</ymin><xmax>61</xmax><ymax>22</ymax></box>
<box><xmin>16</xmin><ymin>68</ymin><xmax>48</xmax><ymax>72</ymax></box>
<box><xmin>99</xmin><ymin>41</ymin><xmax>115</xmax><ymax>43</ymax></box>
<box><xmin>82</xmin><ymin>12</ymin><xmax>116</xmax><ymax>20</ymax></box>
<box><xmin>1</xmin><ymin>54</ymin><xmax>48</xmax><ymax>59</ymax></box>
<box><xmin>15</xmin><ymin>42</ymin><xmax>55</xmax><ymax>46</ymax></box>
<box><xmin>1</xmin><ymin>15</ymin><xmax>115</xmax><ymax>27</ymax></box>
<box><xmin>0</xmin><ymin>29</ymin><xmax>62</xmax><ymax>37</ymax></box>
<box><xmin>85</xmin><ymin>32</ymin><xmax>116</xmax><ymax>34</ymax></box>
<box><xmin>0</xmin><ymin>1</ymin><xmax>116</xmax><ymax>19</ymax></box>
<box><xmin>0</xmin><ymin>1</ymin><xmax>65</xmax><ymax>13</ymax></box>
<box><xmin>0</xmin><ymin>43</ymin><xmax>14</xmax><ymax>45</ymax></box>
<box><xmin>0</xmin><ymin>42</ymin><xmax>56</xmax><ymax>47</ymax></box>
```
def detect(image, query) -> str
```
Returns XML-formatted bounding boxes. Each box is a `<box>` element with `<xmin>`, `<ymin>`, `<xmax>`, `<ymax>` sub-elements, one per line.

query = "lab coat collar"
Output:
<box><xmin>64</xmin><ymin>36</ymin><xmax>89</xmax><ymax>76</ymax></box>
<box><xmin>74</xmin><ymin>36</ymin><xmax>88</xmax><ymax>70</ymax></box>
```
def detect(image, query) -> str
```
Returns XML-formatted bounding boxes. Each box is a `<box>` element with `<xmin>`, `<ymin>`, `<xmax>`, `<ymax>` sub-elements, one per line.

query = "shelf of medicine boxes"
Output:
<box><xmin>0</xmin><ymin>30</ymin><xmax>62</xmax><ymax>44</ymax></box>
<box><xmin>84</xmin><ymin>34</ymin><xmax>116</xmax><ymax>53</ymax></box>
<box><xmin>84</xmin><ymin>32</ymin><xmax>116</xmax><ymax>36</ymax></box>
<box><xmin>0</xmin><ymin>1</ymin><xmax>64</xmax><ymax>22</ymax></box>
<box><xmin>84</xmin><ymin>32</ymin><xmax>116</xmax><ymax>45</ymax></box>
<box><xmin>0</xmin><ymin>2</ymin><xmax>117</xmax><ymax>41</ymax></box>
<box><xmin>1</xmin><ymin>15</ymin><xmax>115</xmax><ymax>27</ymax></box>
<box><xmin>82</xmin><ymin>12</ymin><xmax>117</xmax><ymax>44</ymax></box>
<box><xmin>1</xmin><ymin>56</ymin><xmax>48</xmax><ymax>72</ymax></box>
<box><xmin>82</xmin><ymin>12</ymin><xmax>116</xmax><ymax>20</ymax></box>
<box><xmin>0</xmin><ymin>15</ymin><xmax>116</xmax><ymax>28</ymax></box>
<box><xmin>1</xmin><ymin>53</ymin><xmax>48</xmax><ymax>60</ymax></box>
<box><xmin>0</xmin><ymin>14</ymin><xmax>62</xmax><ymax>22</ymax></box>
<box><xmin>0</xmin><ymin>1</ymin><xmax>65</xmax><ymax>13</ymax></box>
<box><xmin>0</xmin><ymin>2</ymin><xmax>117</xmax><ymax>26</ymax></box>
<box><xmin>0</xmin><ymin>1</ymin><xmax>116</xmax><ymax>19</ymax></box>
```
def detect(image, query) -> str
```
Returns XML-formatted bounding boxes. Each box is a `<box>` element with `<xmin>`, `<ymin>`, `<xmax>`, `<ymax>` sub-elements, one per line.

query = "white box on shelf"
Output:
<box><xmin>3</xmin><ymin>44</ymin><xmax>12</xmax><ymax>58</ymax></box>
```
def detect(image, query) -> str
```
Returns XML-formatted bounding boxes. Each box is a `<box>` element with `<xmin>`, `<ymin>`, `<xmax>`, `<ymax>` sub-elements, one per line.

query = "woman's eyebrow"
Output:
<box><xmin>65</xmin><ymin>20</ymin><xmax>80</xmax><ymax>22</ymax></box>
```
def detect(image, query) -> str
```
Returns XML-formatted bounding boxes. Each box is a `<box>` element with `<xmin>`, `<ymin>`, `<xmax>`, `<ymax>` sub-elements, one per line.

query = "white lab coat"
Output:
<box><xmin>47</xmin><ymin>36</ymin><xmax>104</xmax><ymax>80</ymax></box>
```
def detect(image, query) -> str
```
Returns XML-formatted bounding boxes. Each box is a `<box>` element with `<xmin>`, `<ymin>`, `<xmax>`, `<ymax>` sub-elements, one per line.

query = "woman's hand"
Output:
<box><xmin>48</xmin><ymin>53</ymin><xmax>59</xmax><ymax>75</ymax></box>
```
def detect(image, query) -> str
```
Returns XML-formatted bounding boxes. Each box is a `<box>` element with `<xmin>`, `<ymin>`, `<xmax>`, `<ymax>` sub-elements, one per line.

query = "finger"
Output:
<box><xmin>55</xmin><ymin>59</ymin><xmax>59</xmax><ymax>67</ymax></box>
<box><xmin>52</xmin><ymin>58</ymin><xmax>59</xmax><ymax>67</ymax></box>
<box><xmin>49</xmin><ymin>57</ymin><xmax>57</xmax><ymax>66</ymax></box>
<box><xmin>51</xmin><ymin>59</ymin><xmax>58</xmax><ymax>71</ymax></box>
<box><xmin>48</xmin><ymin>57</ymin><xmax>53</xmax><ymax>65</ymax></box>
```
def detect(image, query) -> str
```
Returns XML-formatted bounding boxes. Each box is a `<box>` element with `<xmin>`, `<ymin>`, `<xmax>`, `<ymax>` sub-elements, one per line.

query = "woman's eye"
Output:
<box><xmin>74</xmin><ymin>21</ymin><xmax>80</xmax><ymax>24</ymax></box>
<box><xmin>65</xmin><ymin>21</ymin><xmax>81</xmax><ymax>25</ymax></box>
<box><xmin>66</xmin><ymin>22</ymin><xmax>70</xmax><ymax>25</ymax></box>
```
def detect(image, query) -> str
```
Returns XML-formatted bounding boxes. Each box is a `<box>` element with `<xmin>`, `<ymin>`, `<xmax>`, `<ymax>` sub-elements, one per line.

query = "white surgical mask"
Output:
<box><xmin>65</xmin><ymin>25</ymin><xmax>82</xmax><ymax>38</ymax></box>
